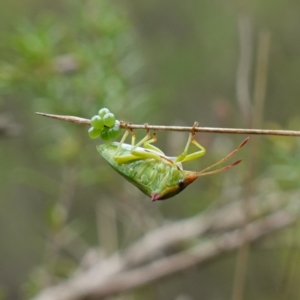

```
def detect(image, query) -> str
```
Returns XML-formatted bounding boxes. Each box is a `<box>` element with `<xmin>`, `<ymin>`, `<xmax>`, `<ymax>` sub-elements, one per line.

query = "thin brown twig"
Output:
<box><xmin>36</xmin><ymin>112</ymin><xmax>300</xmax><ymax>137</ymax></box>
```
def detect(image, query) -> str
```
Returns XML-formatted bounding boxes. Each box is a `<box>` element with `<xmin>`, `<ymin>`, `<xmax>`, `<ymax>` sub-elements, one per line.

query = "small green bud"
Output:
<box><xmin>107</xmin><ymin>125</ymin><xmax>121</xmax><ymax>140</ymax></box>
<box><xmin>100</xmin><ymin>128</ymin><xmax>111</xmax><ymax>141</ymax></box>
<box><xmin>98</xmin><ymin>108</ymin><xmax>110</xmax><ymax>118</ymax></box>
<box><xmin>103</xmin><ymin>113</ymin><xmax>116</xmax><ymax>127</ymax></box>
<box><xmin>88</xmin><ymin>127</ymin><xmax>101</xmax><ymax>139</ymax></box>
<box><xmin>91</xmin><ymin>115</ymin><xmax>104</xmax><ymax>129</ymax></box>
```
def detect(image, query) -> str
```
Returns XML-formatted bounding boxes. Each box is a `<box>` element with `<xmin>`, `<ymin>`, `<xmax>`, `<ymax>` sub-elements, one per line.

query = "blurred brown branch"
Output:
<box><xmin>32</xmin><ymin>190</ymin><xmax>297</xmax><ymax>300</ymax></box>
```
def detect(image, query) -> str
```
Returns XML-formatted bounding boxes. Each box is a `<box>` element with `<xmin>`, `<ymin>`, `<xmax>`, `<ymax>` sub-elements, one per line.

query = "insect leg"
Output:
<box><xmin>114</xmin><ymin>144</ymin><xmax>163</xmax><ymax>163</ymax></box>
<box><xmin>115</xmin><ymin>130</ymin><xmax>130</xmax><ymax>155</ymax></box>
<box><xmin>180</xmin><ymin>138</ymin><xmax>207</xmax><ymax>162</ymax></box>
<box><xmin>113</xmin><ymin>129</ymin><xmax>138</xmax><ymax>163</ymax></box>
<box><xmin>143</xmin><ymin>132</ymin><xmax>165</xmax><ymax>155</ymax></box>
<box><xmin>197</xmin><ymin>137</ymin><xmax>249</xmax><ymax>175</ymax></box>
<box><xmin>131</xmin><ymin>133</ymin><xmax>163</xmax><ymax>161</ymax></box>
<box><xmin>131</xmin><ymin>148</ymin><xmax>162</xmax><ymax>161</ymax></box>
<box><xmin>131</xmin><ymin>133</ymin><xmax>151</xmax><ymax>150</ymax></box>
<box><xmin>174</xmin><ymin>129</ymin><xmax>206</xmax><ymax>163</ymax></box>
<box><xmin>114</xmin><ymin>132</ymin><xmax>163</xmax><ymax>163</ymax></box>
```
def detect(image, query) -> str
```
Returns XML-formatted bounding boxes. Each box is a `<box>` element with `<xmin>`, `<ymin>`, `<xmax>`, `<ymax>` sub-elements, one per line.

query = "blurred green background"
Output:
<box><xmin>1</xmin><ymin>0</ymin><xmax>300</xmax><ymax>299</ymax></box>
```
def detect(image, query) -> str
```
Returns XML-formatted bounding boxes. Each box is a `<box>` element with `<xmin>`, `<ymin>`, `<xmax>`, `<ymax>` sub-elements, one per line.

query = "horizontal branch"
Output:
<box><xmin>36</xmin><ymin>112</ymin><xmax>300</xmax><ymax>137</ymax></box>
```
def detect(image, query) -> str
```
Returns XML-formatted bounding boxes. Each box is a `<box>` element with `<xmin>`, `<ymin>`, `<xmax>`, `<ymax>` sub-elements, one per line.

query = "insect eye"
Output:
<box><xmin>178</xmin><ymin>179</ymin><xmax>185</xmax><ymax>189</ymax></box>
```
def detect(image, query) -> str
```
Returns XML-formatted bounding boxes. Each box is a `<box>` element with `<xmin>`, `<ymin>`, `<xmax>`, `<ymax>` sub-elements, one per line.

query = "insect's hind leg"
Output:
<box><xmin>174</xmin><ymin>123</ymin><xmax>206</xmax><ymax>163</ymax></box>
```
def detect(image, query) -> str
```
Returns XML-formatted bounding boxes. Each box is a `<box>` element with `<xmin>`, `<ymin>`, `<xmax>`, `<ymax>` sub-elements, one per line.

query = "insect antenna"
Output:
<box><xmin>196</xmin><ymin>137</ymin><xmax>249</xmax><ymax>176</ymax></box>
<box><xmin>196</xmin><ymin>159</ymin><xmax>242</xmax><ymax>177</ymax></box>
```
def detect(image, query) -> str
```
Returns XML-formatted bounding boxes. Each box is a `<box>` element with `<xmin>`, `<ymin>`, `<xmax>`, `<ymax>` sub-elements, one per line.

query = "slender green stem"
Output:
<box><xmin>36</xmin><ymin>112</ymin><xmax>300</xmax><ymax>137</ymax></box>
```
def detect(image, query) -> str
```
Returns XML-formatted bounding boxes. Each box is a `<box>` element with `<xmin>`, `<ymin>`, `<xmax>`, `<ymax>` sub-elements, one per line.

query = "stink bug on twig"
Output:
<box><xmin>97</xmin><ymin>123</ymin><xmax>249</xmax><ymax>201</ymax></box>
<box><xmin>35</xmin><ymin>112</ymin><xmax>249</xmax><ymax>201</ymax></box>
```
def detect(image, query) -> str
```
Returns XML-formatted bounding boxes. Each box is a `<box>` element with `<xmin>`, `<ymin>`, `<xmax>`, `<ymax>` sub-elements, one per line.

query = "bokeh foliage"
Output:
<box><xmin>0</xmin><ymin>0</ymin><xmax>153</xmax><ymax>298</ymax></box>
<box><xmin>1</xmin><ymin>0</ymin><xmax>300</xmax><ymax>299</ymax></box>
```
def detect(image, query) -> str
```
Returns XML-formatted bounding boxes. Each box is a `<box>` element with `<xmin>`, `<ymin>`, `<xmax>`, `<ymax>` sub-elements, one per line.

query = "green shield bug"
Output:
<box><xmin>97</xmin><ymin>125</ymin><xmax>249</xmax><ymax>201</ymax></box>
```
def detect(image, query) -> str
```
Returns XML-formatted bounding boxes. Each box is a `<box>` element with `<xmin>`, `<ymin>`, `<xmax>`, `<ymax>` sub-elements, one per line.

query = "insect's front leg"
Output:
<box><xmin>115</xmin><ymin>130</ymin><xmax>130</xmax><ymax>155</ymax></box>
<box><xmin>114</xmin><ymin>129</ymin><xmax>137</xmax><ymax>163</ymax></box>
<box><xmin>114</xmin><ymin>132</ymin><xmax>162</xmax><ymax>164</ymax></box>
<box><xmin>143</xmin><ymin>132</ymin><xmax>165</xmax><ymax>155</ymax></box>
<box><xmin>174</xmin><ymin>122</ymin><xmax>206</xmax><ymax>163</ymax></box>
<box><xmin>130</xmin><ymin>132</ymin><xmax>162</xmax><ymax>160</ymax></box>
